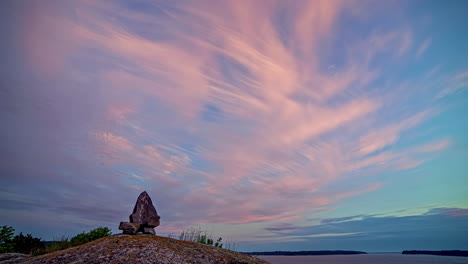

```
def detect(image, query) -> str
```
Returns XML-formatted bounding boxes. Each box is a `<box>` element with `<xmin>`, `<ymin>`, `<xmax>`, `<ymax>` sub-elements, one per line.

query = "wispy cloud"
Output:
<box><xmin>436</xmin><ymin>71</ymin><xmax>468</xmax><ymax>98</ymax></box>
<box><xmin>254</xmin><ymin>207</ymin><xmax>468</xmax><ymax>251</ymax></box>
<box><xmin>416</xmin><ymin>37</ymin><xmax>432</xmax><ymax>57</ymax></box>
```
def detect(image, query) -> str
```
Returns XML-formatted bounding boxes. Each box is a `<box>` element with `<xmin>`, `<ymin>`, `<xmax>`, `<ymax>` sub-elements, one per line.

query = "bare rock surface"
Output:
<box><xmin>0</xmin><ymin>253</ymin><xmax>29</xmax><ymax>264</ymax></box>
<box><xmin>14</xmin><ymin>234</ymin><xmax>270</xmax><ymax>264</ymax></box>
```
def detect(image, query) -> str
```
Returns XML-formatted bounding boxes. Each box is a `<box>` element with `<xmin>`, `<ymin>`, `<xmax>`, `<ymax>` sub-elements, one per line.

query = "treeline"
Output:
<box><xmin>245</xmin><ymin>250</ymin><xmax>367</xmax><ymax>256</ymax></box>
<box><xmin>402</xmin><ymin>250</ymin><xmax>468</xmax><ymax>257</ymax></box>
<box><xmin>0</xmin><ymin>226</ymin><xmax>44</xmax><ymax>254</ymax></box>
<box><xmin>0</xmin><ymin>225</ymin><xmax>112</xmax><ymax>255</ymax></box>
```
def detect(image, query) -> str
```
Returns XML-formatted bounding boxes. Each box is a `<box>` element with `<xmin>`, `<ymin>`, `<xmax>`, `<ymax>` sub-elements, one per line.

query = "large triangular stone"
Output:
<box><xmin>129</xmin><ymin>191</ymin><xmax>160</xmax><ymax>228</ymax></box>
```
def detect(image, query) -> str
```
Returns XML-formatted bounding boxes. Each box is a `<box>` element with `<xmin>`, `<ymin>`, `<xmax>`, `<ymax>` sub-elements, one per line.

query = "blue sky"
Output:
<box><xmin>0</xmin><ymin>0</ymin><xmax>467</xmax><ymax>252</ymax></box>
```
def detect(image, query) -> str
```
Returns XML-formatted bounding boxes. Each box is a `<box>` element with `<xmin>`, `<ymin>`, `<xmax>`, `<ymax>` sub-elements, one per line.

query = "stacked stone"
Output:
<box><xmin>119</xmin><ymin>191</ymin><xmax>160</xmax><ymax>235</ymax></box>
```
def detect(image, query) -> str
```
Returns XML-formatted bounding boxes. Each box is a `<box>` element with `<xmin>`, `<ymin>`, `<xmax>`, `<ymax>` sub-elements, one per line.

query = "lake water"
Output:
<box><xmin>256</xmin><ymin>254</ymin><xmax>468</xmax><ymax>264</ymax></box>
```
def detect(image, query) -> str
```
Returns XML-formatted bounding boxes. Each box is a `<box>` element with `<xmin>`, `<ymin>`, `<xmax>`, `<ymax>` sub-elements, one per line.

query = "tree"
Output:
<box><xmin>11</xmin><ymin>232</ymin><xmax>45</xmax><ymax>254</ymax></box>
<box><xmin>0</xmin><ymin>226</ymin><xmax>15</xmax><ymax>253</ymax></box>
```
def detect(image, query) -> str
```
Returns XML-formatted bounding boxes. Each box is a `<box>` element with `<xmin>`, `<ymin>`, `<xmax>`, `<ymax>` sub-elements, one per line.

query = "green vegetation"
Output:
<box><xmin>70</xmin><ymin>227</ymin><xmax>112</xmax><ymax>245</ymax></box>
<box><xmin>176</xmin><ymin>227</ymin><xmax>223</xmax><ymax>248</ymax></box>
<box><xmin>0</xmin><ymin>226</ymin><xmax>112</xmax><ymax>256</ymax></box>
<box><xmin>11</xmin><ymin>232</ymin><xmax>45</xmax><ymax>254</ymax></box>
<box><xmin>34</xmin><ymin>227</ymin><xmax>112</xmax><ymax>255</ymax></box>
<box><xmin>0</xmin><ymin>226</ymin><xmax>15</xmax><ymax>253</ymax></box>
<box><xmin>0</xmin><ymin>226</ymin><xmax>44</xmax><ymax>254</ymax></box>
<box><xmin>170</xmin><ymin>227</ymin><xmax>237</xmax><ymax>250</ymax></box>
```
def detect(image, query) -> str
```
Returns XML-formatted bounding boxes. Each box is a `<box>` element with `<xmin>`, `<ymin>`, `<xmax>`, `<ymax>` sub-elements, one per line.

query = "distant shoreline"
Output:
<box><xmin>402</xmin><ymin>250</ymin><xmax>468</xmax><ymax>257</ymax></box>
<box><xmin>245</xmin><ymin>250</ymin><xmax>367</xmax><ymax>256</ymax></box>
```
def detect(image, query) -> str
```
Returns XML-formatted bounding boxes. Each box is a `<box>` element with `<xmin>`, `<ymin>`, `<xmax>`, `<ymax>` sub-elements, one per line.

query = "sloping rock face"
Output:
<box><xmin>13</xmin><ymin>235</ymin><xmax>270</xmax><ymax>264</ymax></box>
<box><xmin>0</xmin><ymin>253</ymin><xmax>29</xmax><ymax>264</ymax></box>
<box><xmin>129</xmin><ymin>191</ymin><xmax>160</xmax><ymax>228</ymax></box>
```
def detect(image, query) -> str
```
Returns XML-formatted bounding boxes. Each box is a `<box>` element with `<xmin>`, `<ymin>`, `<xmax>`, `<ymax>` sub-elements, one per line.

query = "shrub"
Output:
<box><xmin>214</xmin><ymin>237</ymin><xmax>223</xmax><ymax>248</ymax></box>
<box><xmin>1</xmin><ymin>226</ymin><xmax>45</xmax><ymax>254</ymax></box>
<box><xmin>1</xmin><ymin>226</ymin><xmax>112</xmax><ymax>256</ymax></box>
<box><xmin>11</xmin><ymin>232</ymin><xmax>45</xmax><ymax>254</ymax></box>
<box><xmin>70</xmin><ymin>227</ymin><xmax>112</xmax><ymax>245</ymax></box>
<box><xmin>33</xmin><ymin>227</ymin><xmax>111</xmax><ymax>256</ymax></box>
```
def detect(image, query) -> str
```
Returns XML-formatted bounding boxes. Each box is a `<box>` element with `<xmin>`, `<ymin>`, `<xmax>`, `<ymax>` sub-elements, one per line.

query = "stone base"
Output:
<box><xmin>119</xmin><ymin>221</ymin><xmax>157</xmax><ymax>235</ymax></box>
<box><xmin>143</xmin><ymin>227</ymin><xmax>155</xmax><ymax>235</ymax></box>
<box><xmin>119</xmin><ymin>222</ymin><xmax>140</xmax><ymax>235</ymax></box>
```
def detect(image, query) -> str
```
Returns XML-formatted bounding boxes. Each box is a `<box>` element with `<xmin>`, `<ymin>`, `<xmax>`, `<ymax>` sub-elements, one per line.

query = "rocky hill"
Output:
<box><xmin>0</xmin><ymin>234</ymin><xmax>269</xmax><ymax>264</ymax></box>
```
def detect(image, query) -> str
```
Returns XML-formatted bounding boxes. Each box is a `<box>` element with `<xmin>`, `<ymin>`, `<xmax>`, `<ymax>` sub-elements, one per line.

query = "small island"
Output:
<box><xmin>245</xmin><ymin>250</ymin><xmax>367</xmax><ymax>256</ymax></box>
<box><xmin>402</xmin><ymin>250</ymin><xmax>468</xmax><ymax>257</ymax></box>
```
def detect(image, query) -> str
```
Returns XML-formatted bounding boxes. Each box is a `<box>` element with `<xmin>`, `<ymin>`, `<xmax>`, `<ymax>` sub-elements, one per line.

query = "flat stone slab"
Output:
<box><xmin>118</xmin><ymin>222</ymin><xmax>140</xmax><ymax>235</ymax></box>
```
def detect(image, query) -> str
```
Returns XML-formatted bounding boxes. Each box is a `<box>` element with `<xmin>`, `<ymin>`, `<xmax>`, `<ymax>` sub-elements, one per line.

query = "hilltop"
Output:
<box><xmin>0</xmin><ymin>234</ymin><xmax>270</xmax><ymax>264</ymax></box>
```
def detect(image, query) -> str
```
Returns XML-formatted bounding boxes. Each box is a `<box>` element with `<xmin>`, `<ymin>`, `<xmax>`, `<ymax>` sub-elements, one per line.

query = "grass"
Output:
<box><xmin>32</xmin><ymin>235</ymin><xmax>71</xmax><ymax>256</ymax></box>
<box><xmin>167</xmin><ymin>227</ymin><xmax>237</xmax><ymax>251</ymax></box>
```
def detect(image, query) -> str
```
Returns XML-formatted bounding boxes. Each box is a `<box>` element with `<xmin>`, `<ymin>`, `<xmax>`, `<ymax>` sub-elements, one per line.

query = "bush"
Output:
<box><xmin>32</xmin><ymin>227</ymin><xmax>112</xmax><ymax>256</ymax></box>
<box><xmin>70</xmin><ymin>227</ymin><xmax>112</xmax><ymax>245</ymax></box>
<box><xmin>1</xmin><ymin>226</ymin><xmax>112</xmax><ymax>256</ymax></box>
<box><xmin>11</xmin><ymin>232</ymin><xmax>45</xmax><ymax>254</ymax></box>
<box><xmin>0</xmin><ymin>226</ymin><xmax>15</xmax><ymax>253</ymax></box>
<box><xmin>1</xmin><ymin>226</ymin><xmax>45</xmax><ymax>254</ymax></box>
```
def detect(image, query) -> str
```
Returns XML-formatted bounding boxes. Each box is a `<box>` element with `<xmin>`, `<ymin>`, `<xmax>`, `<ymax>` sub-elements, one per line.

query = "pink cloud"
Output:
<box><xmin>94</xmin><ymin>132</ymin><xmax>134</xmax><ymax>152</ymax></box>
<box><xmin>416</xmin><ymin>139</ymin><xmax>450</xmax><ymax>153</ymax></box>
<box><xmin>357</xmin><ymin>110</ymin><xmax>432</xmax><ymax>156</ymax></box>
<box><xmin>106</xmin><ymin>103</ymin><xmax>136</xmax><ymax>122</ymax></box>
<box><xmin>294</xmin><ymin>0</ymin><xmax>346</xmax><ymax>57</ymax></box>
<box><xmin>21</xmin><ymin>8</ymin><xmax>68</xmax><ymax>77</ymax></box>
<box><xmin>15</xmin><ymin>0</ymin><xmax>456</xmax><ymax>233</ymax></box>
<box><xmin>396</xmin><ymin>159</ymin><xmax>424</xmax><ymax>171</ymax></box>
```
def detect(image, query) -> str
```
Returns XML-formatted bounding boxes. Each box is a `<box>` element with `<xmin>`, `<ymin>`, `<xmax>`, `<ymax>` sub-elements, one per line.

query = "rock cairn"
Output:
<box><xmin>119</xmin><ymin>191</ymin><xmax>160</xmax><ymax>235</ymax></box>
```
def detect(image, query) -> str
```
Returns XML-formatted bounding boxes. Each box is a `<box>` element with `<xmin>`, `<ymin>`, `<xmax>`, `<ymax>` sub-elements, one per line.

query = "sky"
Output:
<box><xmin>0</xmin><ymin>0</ymin><xmax>467</xmax><ymax>252</ymax></box>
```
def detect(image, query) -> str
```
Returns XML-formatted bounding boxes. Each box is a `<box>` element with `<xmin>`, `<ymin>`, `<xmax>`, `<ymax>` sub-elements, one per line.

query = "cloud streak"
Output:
<box><xmin>254</xmin><ymin>207</ymin><xmax>468</xmax><ymax>251</ymax></box>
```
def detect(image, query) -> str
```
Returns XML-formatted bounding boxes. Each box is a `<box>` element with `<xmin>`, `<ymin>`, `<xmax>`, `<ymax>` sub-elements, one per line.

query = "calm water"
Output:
<box><xmin>256</xmin><ymin>254</ymin><xmax>468</xmax><ymax>264</ymax></box>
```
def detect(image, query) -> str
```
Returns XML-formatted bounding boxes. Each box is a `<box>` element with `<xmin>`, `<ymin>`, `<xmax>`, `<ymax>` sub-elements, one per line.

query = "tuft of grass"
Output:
<box><xmin>169</xmin><ymin>227</ymin><xmax>237</xmax><ymax>251</ymax></box>
<box><xmin>32</xmin><ymin>235</ymin><xmax>70</xmax><ymax>256</ymax></box>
